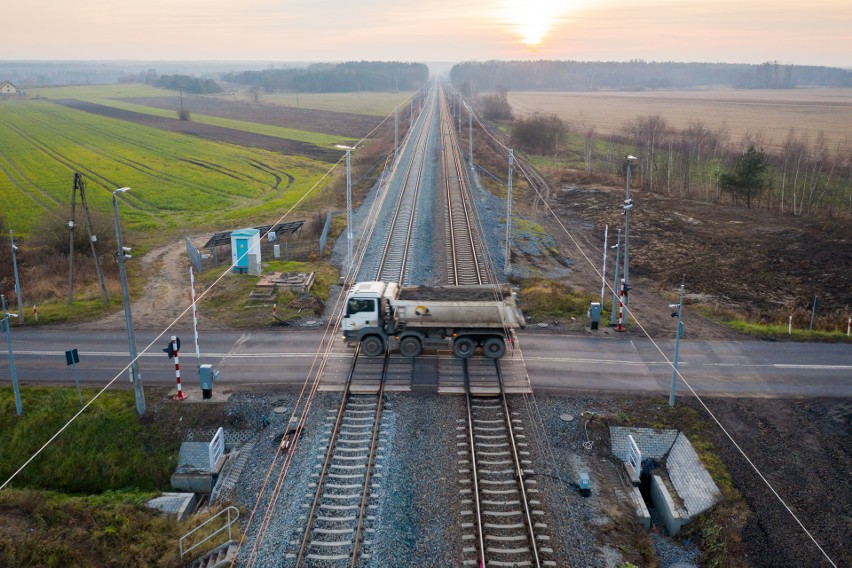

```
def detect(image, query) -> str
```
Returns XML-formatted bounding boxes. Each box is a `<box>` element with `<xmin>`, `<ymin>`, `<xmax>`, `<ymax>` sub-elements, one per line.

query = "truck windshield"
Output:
<box><xmin>346</xmin><ymin>298</ymin><xmax>376</xmax><ymax>315</ymax></box>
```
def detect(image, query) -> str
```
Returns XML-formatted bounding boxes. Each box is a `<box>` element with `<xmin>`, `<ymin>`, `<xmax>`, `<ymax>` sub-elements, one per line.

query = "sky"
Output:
<box><xmin>4</xmin><ymin>0</ymin><xmax>850</xmax><ymax>67</ymax></box>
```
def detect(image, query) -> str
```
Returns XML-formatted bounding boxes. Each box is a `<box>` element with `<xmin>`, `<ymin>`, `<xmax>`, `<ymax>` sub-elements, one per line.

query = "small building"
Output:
<box><xmin>0</xmin><ymin>81</ymin><xmax>18</xmax><ymax>95</ymax></box>
<box><xmin>230</xmin><ymin>228</ymin><xmax>261</xmax><ymax>274</ymax></box>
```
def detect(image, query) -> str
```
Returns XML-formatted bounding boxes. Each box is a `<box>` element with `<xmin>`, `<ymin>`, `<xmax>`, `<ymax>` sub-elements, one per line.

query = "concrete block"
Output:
<box><xmin>630</xmin><ymin>487</ymin><xmax>651</xmax><ymax>530</ymax></box>
<box><xmin>667</xmin><ymin>432</ymin><xmax>722</xmax><ymax>518</ymax></box>
<box><xmin>170</xmin><ymin>472</ymin><xmax>215</xmax><ymax>494</ymax></box>
<box><xmin>651</xmin><ymin>475</ymin><xmax>682</xmax><ymax>536</ymax></box>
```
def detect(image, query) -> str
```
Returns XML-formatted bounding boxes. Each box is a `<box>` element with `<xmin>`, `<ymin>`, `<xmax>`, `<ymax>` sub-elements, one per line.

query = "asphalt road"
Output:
<box><xmin>2</xmin><ymin>328</ymin><xmax>850</xmax><ymax>398</ymax></box>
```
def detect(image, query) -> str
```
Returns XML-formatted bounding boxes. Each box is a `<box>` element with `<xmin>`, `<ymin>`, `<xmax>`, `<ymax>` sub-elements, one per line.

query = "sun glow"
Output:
<box><xmin>502</xmin><ymin>0</ymin><xmax>572</xmax><ymax>46</ymax></box>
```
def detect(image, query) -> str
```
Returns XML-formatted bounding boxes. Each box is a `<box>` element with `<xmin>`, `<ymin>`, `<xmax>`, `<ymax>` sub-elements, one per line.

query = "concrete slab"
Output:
<box><xmin>146</xmin><ymin>492</ymin><xmax>197</xmax><ymax>521</ymax></box>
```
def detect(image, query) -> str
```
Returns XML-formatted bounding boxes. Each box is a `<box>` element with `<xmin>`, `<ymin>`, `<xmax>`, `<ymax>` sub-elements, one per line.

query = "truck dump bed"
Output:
<box><xmin>394</xmin><ymin>284</ymin><xmax>526</xmax><ymax>329</ymax></box>
<box><xmin>398</xmin><ymin>285</ymin><xmax>512</xmax><ymax>301</ymax></box>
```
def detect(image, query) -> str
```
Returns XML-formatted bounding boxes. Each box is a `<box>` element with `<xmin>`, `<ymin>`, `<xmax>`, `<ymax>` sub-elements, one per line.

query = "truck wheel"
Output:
<box><xmin>361</xmin><ymin>335</ymin><xmax>384</xmax><ymax>357</ymax></box>
<box><xmin>453</xmin><ymin>337</ymin><xmax>475</xmax><ymax>359</ymax></box>
<box><xmin>483</xmin><ymin>337</ymin><xmax>506</xmax><ymax>359</ymax></box>
<box><xmin>399</xmin><ymin>336</ymin><xmax>422</xmax><ymax>358</ymax></box>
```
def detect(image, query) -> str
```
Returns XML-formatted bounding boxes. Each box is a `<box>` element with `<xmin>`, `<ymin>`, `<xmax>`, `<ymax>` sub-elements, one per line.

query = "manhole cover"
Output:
<box><xmin>273</xmin><ymin>406</ymin><xmax>288</xmax><ymax>414</ymax></box>
<box><xmin>560</xmin><ymin>413</ymin><xmax>574</xmax><ymax>422</ymax></box>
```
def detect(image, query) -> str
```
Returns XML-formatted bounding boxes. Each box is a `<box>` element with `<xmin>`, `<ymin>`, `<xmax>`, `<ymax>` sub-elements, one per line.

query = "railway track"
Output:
<box><xmin>292</xmin><ymin>347</ymin><xmax>388</xmax><ymax>567</ymax></box>
<box><xmin>459</xmin><ymin>359</ymin><xmax>555</xmax><ymax>567</ymax></box>
<box><xmin>439</xmin><ymin>87</ymin><xmax>491</xmax><ymax>286</ymax></box>
<box><xmin>374</xmin><ymin>87</ymin><xmax>437</xmax><ymax>285</ymax></box>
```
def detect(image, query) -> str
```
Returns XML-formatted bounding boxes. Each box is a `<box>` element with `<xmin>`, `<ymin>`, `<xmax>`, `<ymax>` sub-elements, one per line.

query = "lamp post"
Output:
<box><xmin>1</xmin><ymin>294</ymin><xmax>22</xmax><ymax>415</ymax></box>
<box><xmin>669</xmin><ymin>283</ymin><xmax>685</xmax><ymax>407</ymax></box>
<box><xmin>10</xmin><ymin>229</ymin><xmax>23</xmax><ymax>323</ymax></box>
<box><xmin>623</xmin><ymin>155</ymin><xmax>637</xmax><ymax>325</ymax></box>
<box><xmin>112</xmin><ymin>187</ymin><xmax>145</xmax><ymax>416</ymax></box>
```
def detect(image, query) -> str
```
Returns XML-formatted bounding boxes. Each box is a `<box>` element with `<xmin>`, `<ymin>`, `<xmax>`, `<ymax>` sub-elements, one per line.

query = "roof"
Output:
<box><xmin>202</xmin><ymin>220</ymin><xmax>304</xmax><ymax>248</ymax></box>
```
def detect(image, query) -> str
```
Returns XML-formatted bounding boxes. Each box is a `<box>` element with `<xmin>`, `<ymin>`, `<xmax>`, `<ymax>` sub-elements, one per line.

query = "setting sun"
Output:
<box><xmin>502</xmin><ymin>0</ymin><xmax>572</xmax><ymax>46</ymax></box>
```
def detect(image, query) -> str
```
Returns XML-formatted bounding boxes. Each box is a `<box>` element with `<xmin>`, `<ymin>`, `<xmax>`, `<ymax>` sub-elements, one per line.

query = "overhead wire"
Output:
<box><xmin>465</xmin><ymin>96</ymin><xmax>838</xmax><ymax>567</ymax></box>
<box><xmin>234</xmin><ymin>88</ymin><xmax>428</xmax><ymax>566</ymax></box>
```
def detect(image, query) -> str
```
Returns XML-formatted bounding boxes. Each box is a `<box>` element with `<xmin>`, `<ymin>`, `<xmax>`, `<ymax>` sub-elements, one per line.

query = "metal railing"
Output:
<box><xmin>179</xmin><ymin>505</ymin><xmax>240</xmax><ymax>561</ymax></box>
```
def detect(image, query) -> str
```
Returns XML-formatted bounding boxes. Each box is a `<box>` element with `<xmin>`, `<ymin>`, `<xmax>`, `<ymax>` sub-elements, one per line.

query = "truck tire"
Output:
<box><xmin>483</xmin><ymin>337</ymin><xmax>506</xmax><ymax>359</ymax></box>
<box><xmin>453</xmin><ymin>337</ymin><xmax>475</xmax><ymax>359</ymax></box>
<box><xmin>361</xmin><ymin>335</ymin><xmax>384</xmax><ymax>357</ymax></box>
<box><xmin>399</xmin><ymin>336</ymin><xmax>422</xmax><ymax>358</ymax></box>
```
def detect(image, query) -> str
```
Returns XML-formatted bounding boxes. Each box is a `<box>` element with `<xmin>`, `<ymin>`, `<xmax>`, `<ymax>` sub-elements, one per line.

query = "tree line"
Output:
<box><xmin>473</xmin><ymin>93</ymin><xmax>851</xmax><ymax>217</ymax></box>
<box><xmin>451</xmin><ymin>60</ymin><xmax>852</xmax><ymax>91</ymax></box>
<box><xmin>223</xmin><ymin>61</ymin><xmax>429</xmax><ymax>93</ymax></box>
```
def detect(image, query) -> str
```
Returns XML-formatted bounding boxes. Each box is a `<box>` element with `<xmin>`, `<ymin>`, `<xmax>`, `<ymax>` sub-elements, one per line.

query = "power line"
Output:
<box><xmin>464</xmin><ymin>104</ymin><xmax>837</xmax><ymax>567</ymax></box>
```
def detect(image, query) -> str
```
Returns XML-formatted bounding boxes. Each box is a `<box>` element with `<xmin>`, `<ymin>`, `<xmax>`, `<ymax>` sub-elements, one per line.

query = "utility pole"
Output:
<box><xmin>2</xmin><ymin>294</ymin><xmax>22</xmax><ymax>415</ymax></box>
<box><xmin>67</xmin><ymin>175</ymin><xmax>77</xmax><ymax>304</ymax></box>
<box><xmin>610</xmin><ymin>229</ymin><xmax>621</xmax><ymax>326</ymax></box>
<box><xmin>504</xmin><ymin>149</ymin><xmax>514</xmax><ymax>275</ymax></box>
<box><xmin>622</xmin><ymin>156</ymin><xmax>637</xmax><ymax>325</ymax></box>
<box><xmin>394</xmin><ymin>108</ymin><xmax>398</xmax><ymax>162</ymax></box>
<box><xmin>68</xmin><ymin>173</ymin><xmax>109</xmax><ymax>304</ymax></box>
<box><xmin>669</xmin><ymin>282</ymin><xmax>685</xmax><ymax>407</ymax></box>
<box><xmin>10</xmin><ymin>229</ymin><xmax>23</xmax><ymax>322</ymax></box>
<box><xmin>112</xmin><ymin>188</ymin><xmax>145</xmax><ymax>416</ymax></box>
<box><xmin>79</xmin><ymin>174</ymin><xmax>109</xmax><ymax>304</ymax></box>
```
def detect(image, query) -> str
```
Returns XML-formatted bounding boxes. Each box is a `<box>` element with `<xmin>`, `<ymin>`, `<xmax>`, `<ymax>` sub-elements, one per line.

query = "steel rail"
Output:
<box><xmin>374</xmin><ymin>88</ymin><xmax>436</xmax><ymax>284</ymax></box>
<box><xmin>463</xmin><ymin>359</ymin><xmax>488</xmax><ymax>568</ymax></box>
<box><xmin>350</xmin><ymin>354</ymin><xmax>389</xmax><ymax>567</ymax></box>
<box><xmin>439</xmin><ymin>87</ymin><xmax>487</xmax><ymax>286</ymax></box>
<box><xmin>495</xmin><ymin>360</ymin><xmax>542</xmax><ymax>568</ymax></box>
<box><xmin>294</xmin><ymin>346</ymin><xmax>387</xmax><ymax>567</ymax></box>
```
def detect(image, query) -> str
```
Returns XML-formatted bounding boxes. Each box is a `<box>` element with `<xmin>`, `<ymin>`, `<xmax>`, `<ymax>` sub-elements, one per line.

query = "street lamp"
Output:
<box><xmin>622</xmin><ymin>155</ymin><xmax>638</xmax><ymax>326</ymax></box>
<box><xmin>668</xmin><ymin>283</ymin><xmax>685</xmax><ymax>407</ymax></box>
<box><xmin>112</xmin><ymin>187</ymin><xmax>145</xmax><ymax>416</ymax></box>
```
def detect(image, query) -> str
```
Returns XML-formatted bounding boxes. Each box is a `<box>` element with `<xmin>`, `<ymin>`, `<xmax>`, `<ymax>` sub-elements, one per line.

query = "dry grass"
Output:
<box><xmin>507</xmin><ymin>88</ymin><xmax>852</xmax><ymax>153</ymax></box>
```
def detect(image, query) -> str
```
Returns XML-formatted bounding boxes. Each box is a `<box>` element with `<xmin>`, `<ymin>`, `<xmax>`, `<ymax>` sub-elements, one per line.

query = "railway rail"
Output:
<box><xmin>292</xmin><ymin>347</ymin><xmax>388</xmax><ymax>567</ymax></box>
<box><xmin>439</xmin><ymin>87</ymin><xmax>491</xmax><ymax>286</ymax></box>
<box><xmin>459</xmin><ymin>359</ymin><xmax>555</xmax><ymax>567</ymax></box>
<box><xmin>374</xmin><ymin>88</ymin><xmax>437</xmax><ymax>285</ymax></box>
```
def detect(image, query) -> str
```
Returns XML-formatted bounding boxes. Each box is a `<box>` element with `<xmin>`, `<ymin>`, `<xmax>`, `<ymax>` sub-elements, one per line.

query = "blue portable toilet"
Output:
<box><xmin>230</xmin><ymin>228</ymin><xmax>260</xmax><ymax>273</ymax></box>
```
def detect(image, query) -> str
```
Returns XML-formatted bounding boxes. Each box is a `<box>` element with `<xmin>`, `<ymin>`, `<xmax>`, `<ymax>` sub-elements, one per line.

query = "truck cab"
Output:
<box><xmin>342</xmin><ymin>282</ymin><xmax>395</xmax><ymax>356</ymax></box>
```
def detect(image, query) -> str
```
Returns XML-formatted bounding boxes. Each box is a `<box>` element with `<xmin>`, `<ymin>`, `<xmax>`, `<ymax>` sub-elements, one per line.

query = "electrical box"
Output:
<box><xmin>588</xmin><ymin>302</ymin><xmax>602</xmax><ymax>330</ymax></box>
<box><xmin>199</xmin><ymin>364</ymin><xmax>219</xmax><ymax>399</ymax></box>
<box><xmin>578</xmin><ymin>472</ymin><xmax>591</xmax><ymax>497</ymax></box>
<box><xmin>230</xmin><ymin>228</ymin><xmax>260</xmax><ymax>273</ymax></box>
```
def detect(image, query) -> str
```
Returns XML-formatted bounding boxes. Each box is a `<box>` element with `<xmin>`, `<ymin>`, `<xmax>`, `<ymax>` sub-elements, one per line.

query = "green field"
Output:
<box><xmin>0</xmin><ymin>100</ymin><xmax>333</xmax><ymax>237</ymax></box>
<box><xmin>35</xmin><ymin>85</ymin><xmax>358</xmax><ymax>146</ymax></box>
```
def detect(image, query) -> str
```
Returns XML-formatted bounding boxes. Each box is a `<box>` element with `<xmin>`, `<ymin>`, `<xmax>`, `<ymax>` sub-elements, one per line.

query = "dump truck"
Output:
<box><xmin>342</xmin><ymin>281</ymin><xmax>525</xmax><ymax>359</ymax></box>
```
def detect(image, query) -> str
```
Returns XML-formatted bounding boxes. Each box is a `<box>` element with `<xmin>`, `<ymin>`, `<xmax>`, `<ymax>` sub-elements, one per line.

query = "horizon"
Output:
<box><xmin>5</xmin><ymin>0</ymin><xmax>850</xmax><ymax>68</ymax></box>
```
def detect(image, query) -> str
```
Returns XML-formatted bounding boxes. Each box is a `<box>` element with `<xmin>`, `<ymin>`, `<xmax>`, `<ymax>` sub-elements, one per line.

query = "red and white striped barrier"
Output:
<box><xmin>172</xmin><ymin>335</ymin><xmax>187</xmax><ymax>400</ymax></box>
<box><xmin>615</xmin><ymin>279</ymin><xmax>626</xmax><ymax>332</ymax></box>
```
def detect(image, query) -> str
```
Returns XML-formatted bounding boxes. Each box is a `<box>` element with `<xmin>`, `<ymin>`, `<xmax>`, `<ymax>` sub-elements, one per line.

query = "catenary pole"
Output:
<box><xmin>10</xmin><ymin>229</ymin><xmax>23</xmax><ymax>322</ymax></box>
<box><xmin>505</xmin><ymin>149</ymin><xmax>514</xmax><ymax>274</ymax></box>
<box><xmin>610</xmin><ymin>229</ymin><xmax>621</xmax><ymax>326</ymax></box>
<box><xmin>2</xmin><ymin>295</ymin><xmax>22</xmax><ymax>415</ymax></box>
<box><xmin>600</xmin><ymin>225</ymin><xmax>608</xmax><ymax>306</ymax></box>
<box><xmin>669</xmin><ymin>283</ymin><xmax>685</xmax><ymax>407</ymax></box>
